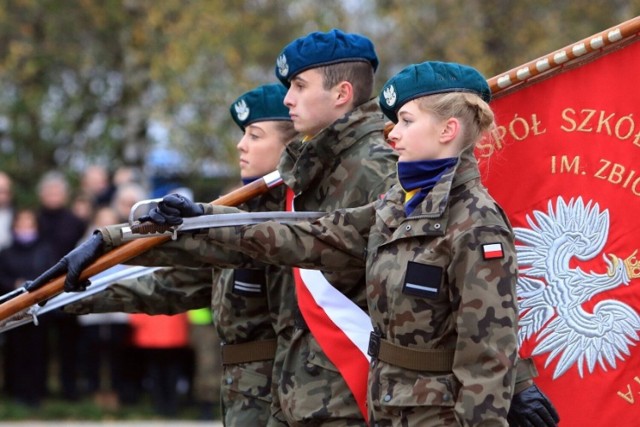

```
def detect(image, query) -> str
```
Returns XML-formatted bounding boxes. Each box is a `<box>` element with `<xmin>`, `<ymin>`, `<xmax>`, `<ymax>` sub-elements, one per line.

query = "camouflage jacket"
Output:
<box><xmin>212</xmin><ymin>185</ymin><xmax>295</xmax><ymax>344</ymax></box>
<box><xmin>63</xmin><ymin>266</ymin><xmax>213</xmax><ymax>315</ymax></box>
<box><xmin>205</xmin><ymin>149</ymin><xmax>518</xmax><ymax>426</ymax></box>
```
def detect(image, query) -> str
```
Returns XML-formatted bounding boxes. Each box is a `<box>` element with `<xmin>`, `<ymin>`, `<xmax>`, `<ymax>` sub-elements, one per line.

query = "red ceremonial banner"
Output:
<box><xmin>478</xmin><ymin>28</ymin><xmax>640</xmax><ymax>427</ymax></box>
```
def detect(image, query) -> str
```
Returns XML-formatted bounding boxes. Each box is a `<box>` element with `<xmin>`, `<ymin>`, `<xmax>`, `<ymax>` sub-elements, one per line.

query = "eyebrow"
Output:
<box><xmin>246</xmin><ymin>124</ymin><xmax>266</xmax><ymax>134</ymax></box>
<box><xmin>397</xmin><ymin>110</ymin><xmax>414</xmax><ymax>118</ymax></box>
<box><xmin>290</xmin><ymin>75</ymin><xmax>308</xmax><ymax>85</ymax></box>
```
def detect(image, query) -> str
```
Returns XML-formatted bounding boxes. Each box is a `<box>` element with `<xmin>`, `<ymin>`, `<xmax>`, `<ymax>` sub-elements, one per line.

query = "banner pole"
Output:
<box><xmin>488</xmin><ymin>16</ymin><xmax>640</xmax><ymax>97</ymax></box>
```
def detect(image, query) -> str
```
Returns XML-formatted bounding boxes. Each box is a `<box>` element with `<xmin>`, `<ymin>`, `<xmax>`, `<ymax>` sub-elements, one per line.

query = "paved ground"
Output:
<box><xmin>0</xmin><ymin>422</ymin><xmax>223</xmax><ymax>427</ymax></box>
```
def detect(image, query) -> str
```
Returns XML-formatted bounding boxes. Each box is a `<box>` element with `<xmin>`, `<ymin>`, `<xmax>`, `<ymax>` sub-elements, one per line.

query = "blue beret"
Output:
<box><xmin>275</xmin><ymin>28</ymin><xmax>378</xmax><ymax>86</ymax></box>
<box><xmin>229</xmin><ymin>83</ymin><xmax>290</xmax><ymax>131</ymax></box>
<box><xmin>379</xmin><ymin>61</ymin><xmax>491</xmax><ymax>123</ymax></box>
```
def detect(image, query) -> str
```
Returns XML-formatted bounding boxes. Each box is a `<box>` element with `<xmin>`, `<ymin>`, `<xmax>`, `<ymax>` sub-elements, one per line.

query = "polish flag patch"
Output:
<box><xmin>482</xmin><ymin>243</ymin><xmax>504</xmax><ymax>260</ymax></box>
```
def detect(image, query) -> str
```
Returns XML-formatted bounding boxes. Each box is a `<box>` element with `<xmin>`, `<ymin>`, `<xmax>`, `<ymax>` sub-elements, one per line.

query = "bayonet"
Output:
<box><xmin>121</xmin><ymin>211</ymin><xmax>325</xmax><ymax>241</ymax></box>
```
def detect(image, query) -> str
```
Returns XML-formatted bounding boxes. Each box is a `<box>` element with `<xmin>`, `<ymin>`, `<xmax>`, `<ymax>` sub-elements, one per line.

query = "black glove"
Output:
<box><xmin>24</xmin><ymin>232</ymin><xmax>105</xmax><ymax>293</ymax></box>
<box><xmin>508</xmin><ymin>384</ymin><xmax>560</xmax><ymax>427</ymax></box>
<box><xmin>138</xmin><ymin>193</ymin><xmax>204</xmax><ymax>225</ymax></box>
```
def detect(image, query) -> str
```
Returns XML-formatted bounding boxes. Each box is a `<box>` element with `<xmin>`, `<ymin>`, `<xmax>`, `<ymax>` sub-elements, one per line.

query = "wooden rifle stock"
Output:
<box><xmin>0</xmin><ymin>171</ymin><xmax>283</xmax><ymax>321</ymax></box>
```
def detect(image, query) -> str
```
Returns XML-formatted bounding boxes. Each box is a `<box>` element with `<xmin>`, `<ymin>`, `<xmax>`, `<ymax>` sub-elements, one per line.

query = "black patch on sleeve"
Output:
<box><xmin>402</xmin><ymin>261</ymin><xmax>443</xmax><ymax>299</ymax></box>
<box><xmin>232</xmin><ymin>268</ymin><xmax>266</xmax><ymax>297</ymax></box>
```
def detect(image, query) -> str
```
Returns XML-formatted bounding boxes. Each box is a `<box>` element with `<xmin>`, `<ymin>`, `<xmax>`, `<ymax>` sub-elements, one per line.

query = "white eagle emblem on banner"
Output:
<box><xmin>515</xmin><ymin>196</ymin><xmax>640</xmax><ymax>379</ymax></box>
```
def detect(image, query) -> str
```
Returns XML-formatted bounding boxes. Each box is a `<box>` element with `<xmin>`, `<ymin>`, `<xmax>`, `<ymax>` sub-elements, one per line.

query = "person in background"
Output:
<box><xmin>71</xmin><ymin>193</ymin><xmax>95</xmax><ymax>227</ymax></box>
<box><xmin>129</xmin><ymin>310</ymin><xmax>190</xmax><ymax>418</ymax></box>
<box><xmin>80</xmin><ymin>164</ymin><xmax>114</xmax><ymax>209</ymax></box>
<box><xmin>112</xmin><ymin>165</ymin><xmax>144</xmax><ymax>189</ymax></box>
<box><xmin>0</xmin><ymin>171</ymin><xmax>15</xmax><ymax>250</ymax></box>
<box><xmin>75</xmin><ymin>206</ymin><xmax>133</xmax><ymax>409</ymax></box>
<box><xmin>187</xmin><ymin>307</ymin><xmax>221</xmax><ymax>420</ymax></box>
<box><xmin>35</xmin><ymin>171</ymin><xmax>87</xmax><ymax>400</ymax></box>
<box><xmin>0</xmin><ymin>208</ymin><xmax>56</xmax><ymax>407</ymax></box>
<box><xmin>110</xmin><ymin>182</ymin><xmax>149</xmax><ymax>223</ymax></box>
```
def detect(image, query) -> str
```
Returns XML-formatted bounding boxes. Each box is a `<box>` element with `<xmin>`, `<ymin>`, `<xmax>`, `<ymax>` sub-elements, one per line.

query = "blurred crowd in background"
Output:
<box><xmin>0</xmin><ymin>166</ymin><xmax>221</xmax><ymax>420</ymax></box>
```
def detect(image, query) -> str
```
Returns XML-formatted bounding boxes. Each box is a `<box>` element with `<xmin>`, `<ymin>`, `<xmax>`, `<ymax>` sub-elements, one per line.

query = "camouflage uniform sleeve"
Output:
<box><xmin>514</xmin><ymin>357</ymin><xmax>537</xmax><ymax>393</ymax></box>
<box><xmin>449</xmin><ymin>225</ymin><xmax>518</xmax><ymax>426</ymax></box>
<box><xmin>96</xmin><ymin>208</ymin><xmax>261</xmax><ymax>269</ymax></box>
<box><xmin>206</xmin><ymin>204</ymin><xmax>376</xmax><ymax>271</ymax></box>
<box><xmin>63</xmin><ymin>267</ymin><xmax>213</xmax><ymax>315</ymax></box>
<box><xmin>97</xmin><ymin>205</ymin><xmax>240</xmax><ymax>250</ymax></box>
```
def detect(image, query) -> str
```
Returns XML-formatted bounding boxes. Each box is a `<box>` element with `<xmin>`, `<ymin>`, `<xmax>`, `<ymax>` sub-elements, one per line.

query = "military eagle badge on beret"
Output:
<box><xmin>383</xmin><ymin>85</ymin><xmax>397</xmax><ymax>107</ymax></box>
<box><xmin>277</xmin><ymin>54</ymin><xmax>289</xmax><ymax>78</ymax></box>
<box><xmin>234</xmin><ymin>99</ymin><xmax>250</xmax><ymax>122</ymax></box>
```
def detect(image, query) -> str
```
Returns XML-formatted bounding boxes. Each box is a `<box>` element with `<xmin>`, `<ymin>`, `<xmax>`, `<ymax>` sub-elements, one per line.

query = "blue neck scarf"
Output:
<box><xmin>241</xmin><ymin>176</ymin><xmax>260</xmax><ymax>186</ymax></box>
<box><xmin>398</xmin><ymin>157</ymin><xmax>458</xmax><ymax>216</ymax></box>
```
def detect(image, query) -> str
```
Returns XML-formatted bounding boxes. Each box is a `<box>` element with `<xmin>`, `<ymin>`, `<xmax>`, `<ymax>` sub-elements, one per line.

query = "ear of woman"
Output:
<box><xmin>439</xmin><ymin>117</ymin><xmax>460</xmax><ymax>144</ymax></box>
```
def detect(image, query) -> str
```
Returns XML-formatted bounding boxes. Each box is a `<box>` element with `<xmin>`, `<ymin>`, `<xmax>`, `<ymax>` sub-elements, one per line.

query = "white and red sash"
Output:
<box><xmin>285</xmin><ymin>187</ymin><xmax>372</xmax><ymax>420</ymax></box>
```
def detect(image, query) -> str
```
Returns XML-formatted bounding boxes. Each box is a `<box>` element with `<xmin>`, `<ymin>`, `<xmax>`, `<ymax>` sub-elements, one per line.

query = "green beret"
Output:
<box><xmin>275</xmin><ymin>28</ymin><xmax>378</xmax><ymax>87</ymax></box>
<box><xmin>379</xmin><ymin>61</ymin><xmax>491</xmax><ymax>123</ymax></box>
<box><xmin>229</xmin><ymin>84</ymin><xmax>290</xmax><ymax>131</ymax></box>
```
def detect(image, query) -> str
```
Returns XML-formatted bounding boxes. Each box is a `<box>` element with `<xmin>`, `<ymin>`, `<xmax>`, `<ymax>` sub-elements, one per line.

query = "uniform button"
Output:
<box><xmin>405</xmin><ymin>224</ymin><xmax>411</xmax><ymax>231</ymax></box>
<box><xmin>225</xmin><ymin>377</ymin><xmax>233</xmax><ymax>385</ymax></box>
<box><xmin>384</xmin><ymin>394</ymin><xmax>392</xmax><ymax>402</ymax></box>
<box><xmin>442</xmin><ymin>394</ymin><xmax>450</xmax><ymax>402</ymax></box>
<box><xmin>434</xmin><ymin>223</ymin><xmax>441</xmax><ymax>229</ymax></box>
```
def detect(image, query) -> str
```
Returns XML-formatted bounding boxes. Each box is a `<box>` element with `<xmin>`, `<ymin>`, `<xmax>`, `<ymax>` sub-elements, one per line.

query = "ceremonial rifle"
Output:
<box><xmin>0</xmin><ymin>171</ymin><xmax>284</xmax><ymax>323</ymax></box>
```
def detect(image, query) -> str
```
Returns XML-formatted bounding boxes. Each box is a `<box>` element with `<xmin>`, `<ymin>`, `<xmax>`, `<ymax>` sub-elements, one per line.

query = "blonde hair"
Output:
<box><xmin>416</xmin><ymin>92</ymin><xmax>497</xmax><ymax>149</ymax></box>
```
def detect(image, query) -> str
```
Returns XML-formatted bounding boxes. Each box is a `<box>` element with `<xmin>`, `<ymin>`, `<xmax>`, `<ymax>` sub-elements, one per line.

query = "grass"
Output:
<box><xmin>0</xmin><ymin>393</ymin><xmax>208</xmax><ymax>421</ymax></box>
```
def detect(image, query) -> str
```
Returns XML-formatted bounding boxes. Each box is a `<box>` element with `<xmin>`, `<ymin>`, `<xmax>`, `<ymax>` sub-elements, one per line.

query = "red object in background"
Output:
<box><xmin>478</xmin><ymin>36</ymin><xmax>640</xmax><ymax>427</ymax></box>
<box><xmin>129</xmin><ymin>313</ymin><xmax>189</xmax><ymax>349</ymax></box>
